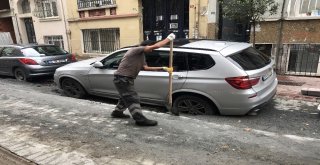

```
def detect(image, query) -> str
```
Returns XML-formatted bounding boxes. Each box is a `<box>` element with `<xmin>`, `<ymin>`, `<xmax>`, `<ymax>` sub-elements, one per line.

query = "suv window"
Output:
<box><xmin>145</xmin><ymin>51</ymin><xmax>187</xmax><ymax>72</ymax></box>
<box><xmin>228</xmin><ymin>47</ymin><xmax>271</xmax><ymax>70</ymax></box>
<box><xmin>22</xmin><ymin>45</ymin><xmax>68</xmax><ymax>57</ymax></box>
<box><xmin>102</xmin><ymin>50</ymin><xmax>127</xmax><ymax>69</ymax></box>
<box><xmin>188</xmin><ymin>53</ymin><xmax>215</xmax><ymax>70</ymax></box>
<box><xmin>0</xmin><ymin>47</ymin><xmax>23</xmax><ymax>57</ymax></box>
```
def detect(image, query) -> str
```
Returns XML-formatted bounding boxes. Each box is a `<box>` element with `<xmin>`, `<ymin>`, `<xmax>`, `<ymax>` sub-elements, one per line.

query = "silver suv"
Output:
<box><xmin>0</xmin><ymin>44</ymin><xmax>76</xmax><ymax>81</ymax></box>
<box><xmin>54</xmin><ymin>40</ymin><xmax>278</xmax><ymax>115</ymax></box>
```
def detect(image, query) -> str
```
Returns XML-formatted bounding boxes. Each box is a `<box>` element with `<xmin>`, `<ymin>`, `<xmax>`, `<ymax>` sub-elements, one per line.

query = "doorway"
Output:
<box><xmin>142</xmin><ymin>0</ymin><xmax>189</xmax><ymax>41</ymax></box>
<box><xmin>24</xmin><ymin>18</ymin><xmax>36</xmax><ymax>43</ymax></box>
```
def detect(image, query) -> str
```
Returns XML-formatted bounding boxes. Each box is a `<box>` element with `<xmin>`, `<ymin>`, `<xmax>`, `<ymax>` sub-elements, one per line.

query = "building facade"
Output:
<box><xmin>66</xmin><ymin>0</ymin><xmax>220</xmax><ymax>57</ymax></box>
<box><xmin>255</xmin><ymin>0</ymin><xmax>320</xmax><ymax>76</ymax></box>
<box><xmin>0</xmin><ymin>0</ymin><xmax>16</xmax><ymax>44</ymax></box>
<box><xmin>10</xmin><ymin>0</ymin><xmax>70</xmax><ymax>51</ymax></box>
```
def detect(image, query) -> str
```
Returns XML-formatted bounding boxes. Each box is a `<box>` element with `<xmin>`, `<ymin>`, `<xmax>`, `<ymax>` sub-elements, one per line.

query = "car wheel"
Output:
<box><xmin>61</xmin><ymin>78</ymin><xmax>86</xmax><ymax>99</ymax></box>
<box><xmin>14</xmin><ymin>68</ymin><xmax>27</xmax><ymax>81</ymax></box>
<box><xmin>173</xmin><ymin>95</ymin><xmax>215</xmax><ymax>115</ymax></box>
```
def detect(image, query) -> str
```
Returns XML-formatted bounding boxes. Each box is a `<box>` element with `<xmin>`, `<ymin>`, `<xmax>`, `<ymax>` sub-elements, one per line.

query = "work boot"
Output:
<box><xmin>111</xmin><ymin>110</ymin><xmax>130</xmax><ymax>118</ymax></box>
<box><xmin>132</xmin><ymin>113</ymin><xmax>158</xmax><ymax>126</ymax></box>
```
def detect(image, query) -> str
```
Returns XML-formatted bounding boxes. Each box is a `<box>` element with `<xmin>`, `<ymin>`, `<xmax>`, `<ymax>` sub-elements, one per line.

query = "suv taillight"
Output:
<box><xmin>19</xmin><ymin>58</ymin><xmax>38</xmax><ymax>65</ymax></box>
<box><xmin>225</xmin><ymin>76</ymin><xmax>260</xmax><ymax>90</ymax></box>
<box><xmin>69</xmin><ymin>53</ymin><xmax>77</xmax><ymax>62</ymax></box>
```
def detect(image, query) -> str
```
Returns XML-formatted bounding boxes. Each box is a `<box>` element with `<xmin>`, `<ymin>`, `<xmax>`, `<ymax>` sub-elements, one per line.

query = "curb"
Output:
<box><xmin>301</xmin><ymin>88</ymin><xmax>320</xmax><ymax>97</ymax></box>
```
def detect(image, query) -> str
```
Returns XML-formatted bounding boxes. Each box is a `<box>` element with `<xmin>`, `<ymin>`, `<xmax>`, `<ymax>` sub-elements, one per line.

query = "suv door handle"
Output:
<box><xmin>173</xmin><ymin>74</ymin><xmax>184</xmax><ymax>79</ymax></box>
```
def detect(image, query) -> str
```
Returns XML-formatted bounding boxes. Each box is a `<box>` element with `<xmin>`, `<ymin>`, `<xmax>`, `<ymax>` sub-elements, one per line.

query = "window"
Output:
<box><xmin>83</xmin><ymin>28</ymin><xmax>120</xmax><ymax>54</ymax></box>
<box><xmin>288</xmin><ymin>0</ymin><xmax>320</xmax><ymax>17</ymax></box>
<box><xmin>228</xmin><ymin>47</ymin><xmax>271</xmax><ymax>71</ymax></box>
<box><xmin>0</xmin><ymin>47</ymin><xmax>23</xmax><ymax>57</ymax></box>
<box><xmin>145</xmin><ymin>51</ymin><xmax>188</xmax><ymax>72</ymax></box>
<box><xmin>44</xmin><ymin>35</ymin><xmax>64</xmax><ymax>49</ymax></box>
<box><xmin>22</xmin><ymin>46</ymin><xmax>67</xmax><ymax>57</ymax></box>
<box><xmin>34</xmin><ymin>0</ymin><xmax>58</xmax><ymax>18</ymax></box>
<box><xmin>21</xmin><ymin>0</ymin><xmax>31</xmax><ymax>14</ymax></box>
<box><xmin>288</xmin><ymin>44</ymin><xmax>320</xmax><ymax>73</ymax></box>
<box><xmin>78</xmin><ymin>0</ymin><xmax>116</xmax><ymax>9</ymax></box>
<box><xmin>102</xmin><ymin>51</ymin><xmax>127</xmax><ymax>69</ymax></box>
<box><xmin>188</xmin><ymin>53</ymin><xmax>215</xmax><ymax>70</ymax></box>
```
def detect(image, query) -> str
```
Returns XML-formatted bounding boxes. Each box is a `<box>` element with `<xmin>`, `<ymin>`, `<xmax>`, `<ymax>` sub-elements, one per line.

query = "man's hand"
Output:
<box><xmin>166</xmin><ymin>33</ymin><xmax>176</xmax><ymax>41</ymax></box>
<box><xmin>162</xmin><ymin>67</ymin><xmax>173</xmax><ymax>74</ymax></box>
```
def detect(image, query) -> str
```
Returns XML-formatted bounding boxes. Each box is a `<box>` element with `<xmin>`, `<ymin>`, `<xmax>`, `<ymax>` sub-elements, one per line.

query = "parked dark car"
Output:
<box><xmin>0</xmin><ymin>44</ymin><xmax>76</xmax><ymax>81</ymax></box>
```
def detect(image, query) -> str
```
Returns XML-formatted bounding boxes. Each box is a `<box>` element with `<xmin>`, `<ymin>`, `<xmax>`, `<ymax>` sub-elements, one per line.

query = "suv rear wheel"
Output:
<box><xmin>61</xmin><ymin>78</ymin><xmax>86</xmax><ymax>99</ymax></box>
<box><xmin>173</xmin><ymin>95</ymin><xmax>215</xmax><ymax>115</ymax></box>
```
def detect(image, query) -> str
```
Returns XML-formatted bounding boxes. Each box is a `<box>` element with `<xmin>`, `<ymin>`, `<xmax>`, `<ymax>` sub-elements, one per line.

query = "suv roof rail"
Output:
<box><xmin>173</xmin><ymin>46</ymin><xmax>217</xmax><ymax>52</ymax></box>
<box><xmin>120</xmin><ymin>39</ymin><xmax>221</xmax><ymax>51</ymax></box>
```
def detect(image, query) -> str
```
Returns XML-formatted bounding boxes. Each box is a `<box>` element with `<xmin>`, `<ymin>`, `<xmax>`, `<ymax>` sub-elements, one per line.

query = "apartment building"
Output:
<box><xmin>66</xmin><ymin>0</ymin><xmax>220</xmax><ymax>57</ymax></box>
<box><xmin>255</xmin><ymin>0</ymin><xmax>320</xmax><ymax>76</ymax></box>
<box><xmin>10</xmin><ymin>0</ymin><xmax>70</xmax><ymax>51</ymax></box>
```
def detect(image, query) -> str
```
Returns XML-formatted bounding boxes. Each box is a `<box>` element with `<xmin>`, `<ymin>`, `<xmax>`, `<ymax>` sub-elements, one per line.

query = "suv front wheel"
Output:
<box><xmin>61</xmin><ymin>78</ymin><xmax>86</xmax><ymax>99</ymax></box>
<box><xmin>173</xmin><ymin>95</ymin><xmax>215</xmax><ymax>115</ymax></box>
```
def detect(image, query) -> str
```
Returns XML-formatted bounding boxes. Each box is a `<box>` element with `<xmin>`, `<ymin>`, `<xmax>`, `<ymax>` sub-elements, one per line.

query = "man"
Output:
<box><xmin>111</xmin><ymin>33</ymin><xmax>175</xmax><ymax>126</ymax></box>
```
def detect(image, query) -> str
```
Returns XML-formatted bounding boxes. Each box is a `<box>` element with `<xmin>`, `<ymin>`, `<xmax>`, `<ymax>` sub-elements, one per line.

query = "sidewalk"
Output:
<box><xmin>276</xmin><ymin>75</ymin><xmax>320</xmax><ymax>102</ymax></box>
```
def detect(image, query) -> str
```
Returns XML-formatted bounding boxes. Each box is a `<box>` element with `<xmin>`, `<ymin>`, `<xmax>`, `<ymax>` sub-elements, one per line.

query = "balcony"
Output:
<box><xmin>78</xmin><ymin>0</ymin><xmax>116</xmax><ymax>10</ymax></box>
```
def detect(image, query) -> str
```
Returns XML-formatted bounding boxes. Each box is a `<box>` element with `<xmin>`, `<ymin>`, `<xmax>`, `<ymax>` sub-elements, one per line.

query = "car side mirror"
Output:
<box><xmin>39</xmin><ymin>54</ymin><xmax>46</xmax><ymax>57</ymax></box>
<box><xmin>93</xmin><ymin>61</ymin><xmax>104</xmax><ymax>68</ymax></box>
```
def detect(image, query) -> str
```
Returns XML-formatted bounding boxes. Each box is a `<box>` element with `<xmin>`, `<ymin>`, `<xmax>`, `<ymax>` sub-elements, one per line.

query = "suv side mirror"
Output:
<box><xmin>93</xmin><ymin>61</ymin><xmax>104</xmax><ymax>68</ymax></box>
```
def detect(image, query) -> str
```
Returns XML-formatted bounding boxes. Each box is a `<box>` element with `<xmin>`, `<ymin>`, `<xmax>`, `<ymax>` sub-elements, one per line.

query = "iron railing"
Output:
<box><xmin>275</xmin><ymin>44</ymin><xmax>320</xmax><ymax>76</ymax></box>
<box><xmin>78</xmin><ymin>0</ymin><xmax>116</xmax><ymax>9</ymax></box>
<box><xmin>83</xmin><ymin>28</ymin><xmax>120</xmax><ymax>54</ymax></box>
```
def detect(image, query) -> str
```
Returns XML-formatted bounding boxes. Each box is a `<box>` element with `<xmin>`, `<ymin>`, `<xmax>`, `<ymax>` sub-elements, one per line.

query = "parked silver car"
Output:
<box><xmin>54</xmin><ymin>40</ymin><xmax>278</xmax><ymax>115</ymax></box>
<box><xmin>0</xmin><ymin>44</ymin><xmax>76</xmax><ymax>81</ymax></box>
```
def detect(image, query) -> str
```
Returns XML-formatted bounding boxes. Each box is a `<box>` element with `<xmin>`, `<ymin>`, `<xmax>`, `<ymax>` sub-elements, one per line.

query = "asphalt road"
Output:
<box><xmin>0</xmin><ymin>76</ymin><xmax>319</xmax><ymax>165</ymax></box>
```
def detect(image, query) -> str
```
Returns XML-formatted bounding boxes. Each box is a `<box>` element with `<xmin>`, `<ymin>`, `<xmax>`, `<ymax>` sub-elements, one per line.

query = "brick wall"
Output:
<box><xmin>0</xmin><ymin>18</ymin><xmax>16</xmax><ymax>43</ymax></box>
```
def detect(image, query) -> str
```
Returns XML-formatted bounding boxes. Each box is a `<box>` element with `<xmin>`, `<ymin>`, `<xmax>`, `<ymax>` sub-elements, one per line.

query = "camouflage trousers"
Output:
<box><xmin>113</xmin><ymin>75</ymin><xmax>142</xmax><ymax>115</ymax></box>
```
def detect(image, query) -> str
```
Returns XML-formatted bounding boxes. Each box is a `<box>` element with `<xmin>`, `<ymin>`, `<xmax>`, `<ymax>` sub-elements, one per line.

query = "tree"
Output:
<box><xmin>219</xmin><ymin>0</ymin><xmax>279</xmax><ymax>47</ymax></box>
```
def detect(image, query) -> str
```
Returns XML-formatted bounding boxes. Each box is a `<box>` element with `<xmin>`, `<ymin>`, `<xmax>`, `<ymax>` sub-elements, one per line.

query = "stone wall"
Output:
<box><xmin>254</xmin><ymin>19</ymin><xmax>320</xmax><ymax>44</ymax></box>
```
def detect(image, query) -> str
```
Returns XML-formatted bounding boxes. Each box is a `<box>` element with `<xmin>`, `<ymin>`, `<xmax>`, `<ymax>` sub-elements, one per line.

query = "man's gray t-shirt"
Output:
<box><xmin>114</xmin><ymin>46</ymin><xmax>147</xmax><ymax>79</ymax></box>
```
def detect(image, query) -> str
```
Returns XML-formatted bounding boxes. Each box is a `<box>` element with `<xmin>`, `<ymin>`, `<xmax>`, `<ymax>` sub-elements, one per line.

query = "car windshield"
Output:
<box><xmin>21</xmin><ymin>46</ymin><xmax>68</xmax><ymax>57</ymax></box>
<box><xmin>228</xmin><ymin>47</ymin><xmax>271</xmax><ymax>70</ymax></box>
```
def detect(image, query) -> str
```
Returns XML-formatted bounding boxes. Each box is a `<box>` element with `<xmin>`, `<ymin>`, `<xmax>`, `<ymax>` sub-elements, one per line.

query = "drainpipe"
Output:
<box><xmin>60</xmin><ymin>0</ymin><xmax>72</xmax><ymax>52</ymax></box>
<box><xmin>193</xmin><ymin>0</ymin><xmax>200</xmax><ymax>39</ymax></box>
<box><xmin>275</xmin><ymin>0</ymin><xmax>286</xmax><ymax>71</ymax></box>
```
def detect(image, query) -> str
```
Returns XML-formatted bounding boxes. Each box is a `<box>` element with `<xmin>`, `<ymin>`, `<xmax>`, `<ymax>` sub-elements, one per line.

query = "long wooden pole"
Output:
<box><xmin>168</xmin><ymin>41</ymin><xmax>173</xmax><ymax>108</ymax></box>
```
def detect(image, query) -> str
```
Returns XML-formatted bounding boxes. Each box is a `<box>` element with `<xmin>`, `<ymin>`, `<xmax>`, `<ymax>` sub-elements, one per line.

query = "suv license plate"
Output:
<box><xmin>262</xmin><ymin>69</ymin><xmax>273</xmax><ymax>81</ymax></box>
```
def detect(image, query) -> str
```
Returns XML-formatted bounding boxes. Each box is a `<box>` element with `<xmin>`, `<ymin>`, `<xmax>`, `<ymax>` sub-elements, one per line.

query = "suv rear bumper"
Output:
<box><xmin>220</xmin><ymin>78</ymin><xmax>278</xmax><ymax>115</ymax></box>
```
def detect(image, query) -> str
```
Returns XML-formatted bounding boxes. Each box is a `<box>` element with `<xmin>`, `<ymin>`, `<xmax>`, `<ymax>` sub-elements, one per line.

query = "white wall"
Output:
<box><xmin>10</xmin><ymin>0</ymin><xmax>70</xmax><ymax>51</ymax></box>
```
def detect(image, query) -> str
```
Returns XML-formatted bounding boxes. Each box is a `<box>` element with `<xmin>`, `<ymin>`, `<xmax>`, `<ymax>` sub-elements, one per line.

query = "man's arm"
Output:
<box><xmin>143</xmin><ymin>66</ymin><xmax>163</xmax><ymax>71</ymax></box>
<box><xmin>142</xmin><ymin>66</ymin><xmax>173</xmax><ymax>74</ymax></box>
<box><xmin>144</xmin><ymin>33</ymin><xmax>175</xmax><ymax>52</ymax></box>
